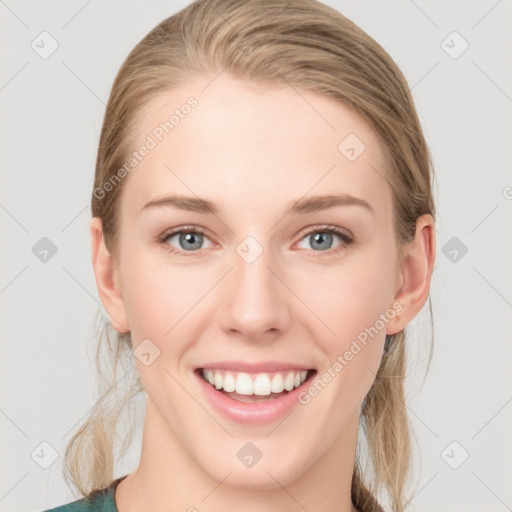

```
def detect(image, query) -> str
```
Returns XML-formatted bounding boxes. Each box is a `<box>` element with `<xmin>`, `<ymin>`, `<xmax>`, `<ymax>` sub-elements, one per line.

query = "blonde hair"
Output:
<box><xmin>65</xmin><ymin>1</ymin><xmax>436</xmax><ymax>510</ymax></box>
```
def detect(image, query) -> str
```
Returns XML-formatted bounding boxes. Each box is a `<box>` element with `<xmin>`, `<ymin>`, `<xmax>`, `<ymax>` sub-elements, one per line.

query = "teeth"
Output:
<box><xmin>253</xmin><ymin>374</ymin><xmax>272</xmax><ymax>395</ymax></box>
<box><xmin>236</xmin><ymin>373</ymin><xmax>253</xmax><ymax>395</ymax></box>
<box><xmin>271</xmin><ymin>373</ymin><xmax>285</xmax><ymax>393</ymax></box>
<box><xmin>202</xmin><ymin>369</ymin><xmax>309</xmax><ymax>395</ymax></box>
<box><xmin>223</xmin><ymin>372</ymin><xmax>236</xmax><ymax>392</ymax></box>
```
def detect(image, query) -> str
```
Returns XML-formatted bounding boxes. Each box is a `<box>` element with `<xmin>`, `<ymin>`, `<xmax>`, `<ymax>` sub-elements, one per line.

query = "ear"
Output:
<box><xmin>386</xmin><ymin>214</ymin><xmax>436</xmax><ymax>335</ymax></box>
<box><xmin>90</xmin><ymin>217</ymin><xmax>130</xmax><ymax>333</ymax></box>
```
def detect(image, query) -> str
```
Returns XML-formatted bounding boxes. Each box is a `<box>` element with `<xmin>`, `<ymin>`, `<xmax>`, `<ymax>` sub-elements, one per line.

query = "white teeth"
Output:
<box><xmin>223</xmin><ymin>372</ymin><xmax>236</xmax><ymax>392</ymax></box>
<box><xmin>284</xmin><ymin>372</ymin><xmax>295</xmax><ymax>391</ymax></box>
<box><xmin>253</xmin><ymin>374</ymin><xmax>272</xmax><ymax>395</ymax></box>
<box><xmin>270</xmin><ymin>373</ymin><xmax>284</xmax><ymax>393</ymax></box>
<box><xmin>214</xmin><ymin>372</ymin><xmax>223</xmax><ymax>390</ymax></box>
<box><xmin>201</xmin><ymin>368</ymin><xmax>309</xmax><ymax>396</ymax></box>
<box><xmin>235</xmin><ymin>373</ymin><xmax>253</xmax><ymax>395</ymax></box>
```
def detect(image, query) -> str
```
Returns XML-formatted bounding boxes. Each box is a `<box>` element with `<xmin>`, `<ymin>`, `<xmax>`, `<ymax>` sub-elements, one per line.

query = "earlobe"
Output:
<box><xmin>386</xmin><ymin>214</ymin><xmax>436</xmax><ymax>335</ymax></box>
<box><xmin>90</xmin><ymin>217</ymin><xmax>130</xmax><ymax>333</ymax></box>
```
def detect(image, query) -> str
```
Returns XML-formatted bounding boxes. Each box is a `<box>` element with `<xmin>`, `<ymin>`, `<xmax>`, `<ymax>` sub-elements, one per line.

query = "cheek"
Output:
<box><xmin>296</xmin><ymin>248</ymin><xmax>396</xmax><ymax>392</ymax></box>
<box><xmin>120</xmin><ymin>253</ymin><xmax>203</xmax><ymax>397</ymax></box>
<box><xmin>301</xmin><ymin>251</ymin><xmax>396</xmax><ymax>340</ymax></box>
<box><xmin>120</xmin><ymin>247</ymin><xmax>197</xmax><ymax>344</ymax></box>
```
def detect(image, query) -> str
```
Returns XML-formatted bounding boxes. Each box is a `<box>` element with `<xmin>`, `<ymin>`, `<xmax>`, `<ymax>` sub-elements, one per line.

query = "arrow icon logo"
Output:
<box><xmin>441</xmin><ymin>440</ymin><xmax>469</xmax><ymax>469</ymax></box>
<box><xmin>440</xmin><ymin>31</ymin><xmax>468</xmax><ymax>59</ymax></box>
<box><xmin>32</xmin><ymin>237</ymin><xmax>58</xmax><ymax>263</ymax></box>
<box><xmin>442</xmin><ymin>236</ymin><xmax>467</xmax><ymax>263</ymax></box>
<box><xmin>134</xmin><ymin>339</ymin><xmax>161</xmax><ymax>366</ymax></box>
<box><xmin>338</xmin><ymin>133</ymin><xmax>366</xmax><ymax>161</ymax></box>
<box><xmin>236</xmin><ymin>236</ymin><xmax>263</xmax><ymax>264</ymax></box>
<box><xmin>31</xmin><ymin>441</ymin><xmax>59</xmax><ymax>469</ymax></box>
<box><xmin>237</xmin><ymin>441</ymin><xmax>263</xmax><ymax>468</ymax></box>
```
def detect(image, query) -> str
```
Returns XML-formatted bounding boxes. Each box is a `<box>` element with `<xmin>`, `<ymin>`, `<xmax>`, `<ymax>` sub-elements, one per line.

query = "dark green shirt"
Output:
<box><xmin>42</xmin><ymin>476</ymin><xmax>127</xmax><ymax>512</ymax></box>
<box><xmin>42</xmin><ymin>475</ymin><xmax>381</xmax><ymax>512</ymax></box>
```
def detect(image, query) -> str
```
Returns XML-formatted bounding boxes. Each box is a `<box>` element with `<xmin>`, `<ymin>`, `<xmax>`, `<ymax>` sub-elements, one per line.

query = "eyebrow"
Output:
<box><xmin>140</xmin><ymin>193</ymin><xmax>374</xmax><ymax>215</ymax></box>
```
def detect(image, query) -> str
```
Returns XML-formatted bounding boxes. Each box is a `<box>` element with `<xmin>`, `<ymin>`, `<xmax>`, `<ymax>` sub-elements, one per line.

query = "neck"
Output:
<box><xmin>115</xmin><ymin>398</ymin><xmax>360</xmax><ymax>512</ymax></box>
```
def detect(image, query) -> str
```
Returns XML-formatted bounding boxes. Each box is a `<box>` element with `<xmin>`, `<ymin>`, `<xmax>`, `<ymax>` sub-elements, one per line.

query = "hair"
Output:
<box><xmin>64</xmin><ymin>1</ymin><xmax>436</xmax><ymax>511</ymax></box>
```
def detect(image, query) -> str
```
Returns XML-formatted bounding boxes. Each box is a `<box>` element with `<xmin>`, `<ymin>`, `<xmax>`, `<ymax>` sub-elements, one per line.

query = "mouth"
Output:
<box><xmin>194</xmin><ymin>367</ymin><xmax>317</xmax><ymax>403</ymax></box>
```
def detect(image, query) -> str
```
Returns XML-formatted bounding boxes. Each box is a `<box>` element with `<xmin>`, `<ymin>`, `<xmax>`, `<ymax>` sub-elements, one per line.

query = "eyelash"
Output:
<box><xmin>157</xmin><ymin>224</ymin><xmax>354</xmax><ymax>258</ymax></box>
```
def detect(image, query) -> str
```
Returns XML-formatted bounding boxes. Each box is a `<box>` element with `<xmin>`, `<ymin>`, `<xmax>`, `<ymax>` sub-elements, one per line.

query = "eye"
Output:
<box><xmin>158</xmin><ymin>226</ymin><xmax>213</xmax><ymax>256</ymax></box>
<box><xmin>296</xmin><ymin>225</ymin><xmax>353</xmax><ymax>256</ymax></box>
<box><xmin>158</xmin><ymin>224</ymin><xmax>353</xmax><ymax>257</ymax></box>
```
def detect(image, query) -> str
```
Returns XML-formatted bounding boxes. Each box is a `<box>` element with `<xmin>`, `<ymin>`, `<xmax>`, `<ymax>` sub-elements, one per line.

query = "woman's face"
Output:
<box><xmin>102</xmin><ymin>73</ymin><xmax>410</xmax><ymax>488</ymax></box>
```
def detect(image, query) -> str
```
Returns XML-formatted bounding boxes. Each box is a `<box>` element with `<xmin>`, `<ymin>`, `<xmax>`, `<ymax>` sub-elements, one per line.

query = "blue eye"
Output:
<box><xmin>160</xmin><ymin>227</ymin><xmax>213</xmax><ymax>256</ymax></box>
<box><xmin>297</xmin><ymin>226</ymin><xmax>353</xmax><ymax>255</ymax></box>
<box><xmin>158</xmin><ymin>225</ymin><xmax>353</xmax><ymax>257</ymax></box>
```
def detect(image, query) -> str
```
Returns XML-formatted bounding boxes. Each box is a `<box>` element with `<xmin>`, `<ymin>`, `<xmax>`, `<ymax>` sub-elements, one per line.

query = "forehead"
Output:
<box><xmin>121</xmin><ymin>73</ymin><xmax>392</xmax><ymax>218</ymax></box>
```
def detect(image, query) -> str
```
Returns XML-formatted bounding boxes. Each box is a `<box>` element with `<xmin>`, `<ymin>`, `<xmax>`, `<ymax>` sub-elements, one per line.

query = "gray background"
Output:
<box><xmin>1</xmin><ymin>1</ymin><xmax>511</xmax><ymax>511</ymax></box>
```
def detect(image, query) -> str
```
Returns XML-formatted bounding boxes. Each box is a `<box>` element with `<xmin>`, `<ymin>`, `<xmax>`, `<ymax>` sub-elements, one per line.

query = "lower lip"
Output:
<box><xmin>195</xmin><ymin>369</ymin><xmax>316</xmax><ymax>425</ymax></box>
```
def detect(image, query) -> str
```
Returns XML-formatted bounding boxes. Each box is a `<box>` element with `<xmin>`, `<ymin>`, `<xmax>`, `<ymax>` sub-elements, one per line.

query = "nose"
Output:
<box><xmin>217</xmin><ymin>242</ymin><xmax>291</xmax><ymax>342</ymax></box>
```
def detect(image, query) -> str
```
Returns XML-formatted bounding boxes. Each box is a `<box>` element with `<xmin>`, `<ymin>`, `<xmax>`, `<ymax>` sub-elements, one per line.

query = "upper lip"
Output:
<box><xmin>197</xmin><ymin>361</ymin><xmax>315</xmax><ymax>373</ymax></box>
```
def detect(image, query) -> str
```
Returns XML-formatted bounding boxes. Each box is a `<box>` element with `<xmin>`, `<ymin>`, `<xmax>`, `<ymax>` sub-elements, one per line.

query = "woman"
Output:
<box><xmin>44</xmin><ymin>0</ymin><xmax>436</xmax><ymax>510</ymax></box>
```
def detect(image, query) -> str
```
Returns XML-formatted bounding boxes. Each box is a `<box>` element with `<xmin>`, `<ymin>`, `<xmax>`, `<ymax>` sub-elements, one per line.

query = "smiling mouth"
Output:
<box><xmin>196</xmin><ymin>368</ymin><xmax>317</xmax><ymax>402</ymax></box>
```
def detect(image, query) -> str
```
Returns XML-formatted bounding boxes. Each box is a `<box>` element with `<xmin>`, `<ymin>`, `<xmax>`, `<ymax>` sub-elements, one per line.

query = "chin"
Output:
<box><xmin>222</xmin><ymin>469</ymin><xmax>299</xmax><ymax>492</ymax></box>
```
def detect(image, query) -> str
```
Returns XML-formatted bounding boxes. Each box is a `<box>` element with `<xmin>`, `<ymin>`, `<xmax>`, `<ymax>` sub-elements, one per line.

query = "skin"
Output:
<box><xmin>91</xmin><ymin>73</ymin><xmax>436</xmax><ymax>512</ymax></box>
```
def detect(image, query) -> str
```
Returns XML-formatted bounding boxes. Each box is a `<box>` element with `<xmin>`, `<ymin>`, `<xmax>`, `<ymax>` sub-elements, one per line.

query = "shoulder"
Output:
<box><xmin>41</xmin><ymin>489</ymin><xmax>113</xmax><ymax>512</ymax></box>
<box><xmin>41</xmin><ymin>476</ymin><xmax>127</xmax><ymax>512</ymax></box>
